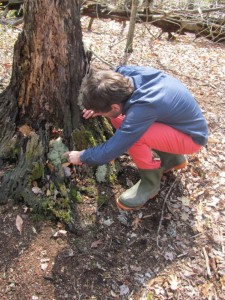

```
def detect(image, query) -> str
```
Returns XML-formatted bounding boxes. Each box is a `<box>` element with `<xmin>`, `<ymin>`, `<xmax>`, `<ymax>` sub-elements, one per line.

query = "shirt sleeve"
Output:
<box><xmin>80</xmin><ymin>104</ymin><xmax>157</xmax><ymax>165</ymax></box>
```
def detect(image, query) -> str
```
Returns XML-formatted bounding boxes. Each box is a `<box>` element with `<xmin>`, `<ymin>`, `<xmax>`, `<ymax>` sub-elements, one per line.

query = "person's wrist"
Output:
<box><xmin>79</xmin><ymin>150</ymin><xmax>85</xmax><ymax>163</ymax></box>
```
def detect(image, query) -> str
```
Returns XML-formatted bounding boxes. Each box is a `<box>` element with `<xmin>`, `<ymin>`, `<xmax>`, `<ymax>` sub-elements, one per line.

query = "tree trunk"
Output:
<box><xmin>124</xmin><ymin>0</ymin><xmax>139</xmax><ymax>54</ymax></box>
<box><xmin>187</xmin><ymin>0</ymin><xmax>195</xmax><ymax>10</ymax></box>
<box><xmin>0</xmin><ymin>0</ymin><xmax>113</xmax><ymax>227</ymax></box>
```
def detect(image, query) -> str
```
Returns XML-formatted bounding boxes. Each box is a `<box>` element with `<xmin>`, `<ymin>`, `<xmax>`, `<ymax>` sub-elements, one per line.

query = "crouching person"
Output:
<box><xmin>64</xmin><ymin>66</ymin><xmax>208</xmax><ymax>210</ymax></box>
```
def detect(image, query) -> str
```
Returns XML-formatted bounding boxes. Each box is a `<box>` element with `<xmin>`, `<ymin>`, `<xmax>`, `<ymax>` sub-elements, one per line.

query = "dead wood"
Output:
<box><xmin>81</xmin><ymin>2</ymin><xmax>225</xmax><ymax>42</ymax></box>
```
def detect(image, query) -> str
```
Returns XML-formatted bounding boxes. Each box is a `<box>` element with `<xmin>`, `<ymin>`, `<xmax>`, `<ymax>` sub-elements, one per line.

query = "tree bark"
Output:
<box><xmin>124</xmin><ymin>0</ymin><xmax>139</xmax><ymax>54</ymax></box>
<box><xmin>0</xmin><ymin>0</ymin><xmax>86</xmax><ymax>203</ymax></box>
<box><xmin>0</xmin><ymin>0</ymin><xmax>113</xmax><ymax>227</ymax></box>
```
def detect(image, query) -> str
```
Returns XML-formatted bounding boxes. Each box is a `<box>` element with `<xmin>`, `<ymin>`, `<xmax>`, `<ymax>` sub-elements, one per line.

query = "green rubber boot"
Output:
<box><xmin>116</xmin><ymin>168</ymin><xmax>163</xmax><ymax>211</ymax></box>
<box><xmin>153</xmin><ymin>150</ymin><xmax>188</xmax><ymax>173</ymax></box>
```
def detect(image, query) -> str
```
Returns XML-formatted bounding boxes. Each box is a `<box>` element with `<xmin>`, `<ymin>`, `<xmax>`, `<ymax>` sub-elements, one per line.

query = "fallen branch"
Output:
<box><xmin>202</xmin><ymin>246</ymin><xmax>212</xmax><ymax>277</ymax></box>
<box><xmin>156</xmin><ymin>177</ymin><xmax>178</xmax><ymax>249</ymax></box>
<box><xmin>0</xmin><ymin>16</ymin><xmax>23</xmax><ymax>26</ymax></box>
<box><xmin>82</xmin><ymin>2</ymin><xmax>225</xmax><ymax>42</ymax></box>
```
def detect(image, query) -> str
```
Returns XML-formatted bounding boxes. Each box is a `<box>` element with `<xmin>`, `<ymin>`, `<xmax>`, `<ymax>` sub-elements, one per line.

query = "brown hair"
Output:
<box><xmin>81</xmin><ymin>69</ymin><xmax>134</xmax><ymax>112</ymax></box>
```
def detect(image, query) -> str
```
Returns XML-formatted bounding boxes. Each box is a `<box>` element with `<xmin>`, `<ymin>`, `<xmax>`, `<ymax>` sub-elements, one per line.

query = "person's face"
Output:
<box><xmin>99</xmin><ymin>104</ymin><xmax>122</xmax><ymax>118</ymax></box>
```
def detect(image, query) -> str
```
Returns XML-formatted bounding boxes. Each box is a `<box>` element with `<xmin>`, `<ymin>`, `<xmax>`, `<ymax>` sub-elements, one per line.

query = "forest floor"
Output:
<box><xmin>0</xmin><ymin>17</ymin><xmax>225</xmax><ymax>300</ymax></box>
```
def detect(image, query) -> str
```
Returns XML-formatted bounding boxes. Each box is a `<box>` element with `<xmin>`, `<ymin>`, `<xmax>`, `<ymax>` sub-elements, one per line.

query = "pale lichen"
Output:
<box><xmin>96</xmin><ymin>165</ymin><xmax>108</xmax><ymax>183</ymax></box>
<box><xmin>47</xmin><ymin>137</ymin><xmax>68</xmax><ymax>169</ymax></box>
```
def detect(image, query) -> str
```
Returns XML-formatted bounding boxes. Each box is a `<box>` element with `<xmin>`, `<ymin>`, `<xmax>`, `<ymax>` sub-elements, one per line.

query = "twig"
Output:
<box><xmin>0</xmin><ymin>17</ymin><xmax>23</xmax><ymax>27</ymax></box>
<box><xmin>109</xmin><ymin>37</ymin><xmax>127</xmax><ymax>49</ymax></box>
<box><xmin>202</xmin><ymin>246</ymin><xmax>212</xmax><ymax>277</ymax></box>
<box><xmin>156</xmin><ymin>177</ymin><xmax>178</xmax><ymax>249</ymax></box>
<box><xmin>90</xmin><ymin>49</ymin><xmax>116</xmax><ymax>69</ymax></box>
<box><xmin>215</xmin><ymin>102</ymin><xmax>225</xmax><ymax>106</ymax></box>
<box><xmin>220</xmin><ymin>227</ymin><xmax>224</xmax><ymax>253</ymax></box>
<box><xmin>190</xmin><ymin>232</ymin><xmax>204</xmax><ymax>239</ymax></box>
<box><xmin>173</xmin><ymin>7</ymin><xmax>225</xmax><ymax>14</ymax></box>
<box><xmin>165</xmin><ymin>202</ymin><xmax>178</xmax><ymax>219</ymax></box>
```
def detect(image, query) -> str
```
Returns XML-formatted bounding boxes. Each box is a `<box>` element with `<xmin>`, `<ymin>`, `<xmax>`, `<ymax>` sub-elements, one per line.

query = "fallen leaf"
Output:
<box><xmin>181</xmin><ymin>196</ymin><xmax>190</xmax><ymax>206</ymax></box>
<box><xmin>46</xmin><ymin>162</ymin><xmax>55</xmax><ymax>172</ymax></box>
<box><xmin>119</xmin><ymin>284</ymin><xmax>129</xmax><ymax>296</ymax></box>
<box><xmin>102</xmin><ymin>218</ymin><xmax>114</xmax><ymax>226</ymax></box>
<box><xmin>46</xmin><ymin>189</ymin><xmax>51</xmax><ymax>196</ymax></box>
<box><xmin>32</xmin><ymin>181</ymin><xmax>38</xmax><ymax>187</ymax></box>
<box><xmin>220</xmin><ymin>275</ymin><xmax>225</xmax><ymax>288</ymax></box>
<box><xmin>201</xmin><ymin>282</ymin><xmax>214</xmax><ymax>297</ymax></box>
<box><xmin>32</xmin><ymin>186</ymin><xmax>42</xmax><ymax>194</ymax></box>
<box><xmin>132</xmin><ymin>216</ymin><xmax>142</xmax><ymax>230</ymax></box>
<box><xmin>208</xmin><ymin>137</ymin><xmax>220</xmax><ymax>143</ymax></box>
<box><xmin>32</xmin><ymin>226</ymin><xmax>37</xmax><ymax>234</ymax></box>
<box><xmin>91</xmin><ymin>239</ymin><xmax>102</xmax><ymax>248</ymax></box>
<box><xmin>168</xmin><ymin>274</ymin><xmax>179</xmax><ymax>290</ymax></box>
<box><xmin>18</xmin><ymin>124</ymin><xmax>31</xmax><ymax>136</ymax></box>
<box><xmin>40</xmin><ymin>258</ymin><xmax>50</xmax><ymax>263</ymax></box>
<box><xmin>23</xmin><ymin>206</ymin><xmax>29</xmax><ymax>213</ymax></box>
<box><xmin>62</xmin><ymin>162</ymin><xmax>71</xmax><ymax>168</ymax></box>
<box><xmin>207</xmin><ymin>196</ymin><xmax>220</xmax><ymax>207</ymax></box>
<box><xmin>164</xmin><ymin>251</ymin><xmax>174</xmax><ymax>261</ymax></box>
<box><xmin>53</xmin><ymin>230</ymin><xmax>67</xmax><ymax>238</ymax></box>
<box><xmin>117</xmin><ymin>212</ymin><xmax>129</xmax><ymax>225</ymax></box>
<box><xmin>57</xmin><ymin>222</ymin><xmax>65</xmax><ymax>229</ymax></box>
<box><xmin>181</xmin><ymin>212</ymin><xmax>189</xmax><ymax>221</ymax></box>
<box><xmin>110</xmin><ymin>290</ymin><xmax>118</xmax><ymax>297</ymax></box>
<box><xmin>41</xmin><ymin>262</ymin><xmax>48</xmax><ymax>271</ymax></box>
<box><xmin>16</xmin><ymin>215</ymin><xmax>23</xmax><ymax>235</ymax></box>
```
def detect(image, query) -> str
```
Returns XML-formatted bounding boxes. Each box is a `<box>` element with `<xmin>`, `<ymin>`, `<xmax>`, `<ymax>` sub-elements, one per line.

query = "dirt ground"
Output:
<box><xmin>0</xmin><ymin>17</ymin><xmax>225</xmax><ymax>300</ymax></box>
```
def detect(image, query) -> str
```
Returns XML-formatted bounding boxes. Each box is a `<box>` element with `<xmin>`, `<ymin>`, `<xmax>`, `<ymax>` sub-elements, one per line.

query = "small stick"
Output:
<box><xmin>156</xmin><ymin>177</ymin><xmax>178</xmax><ymax>249</ymax></box>
<box><xmin>202</xmin><ymin>247</ymin><xmax>211</xmax><ymax>277</ymax></box>
<box><xmin>190</xmin><ymin>232</ymin><xmax>204</xmax><ymax>239</ymax></box>
<box><xmin>90</xmin><ymin>50</ymin><xmax>115</xmax><ymax>69</ymax></box>
<box><xmin>220</xmin><ymin>227</ymin><xmax>224</xmax><ymax>253</ymax></box>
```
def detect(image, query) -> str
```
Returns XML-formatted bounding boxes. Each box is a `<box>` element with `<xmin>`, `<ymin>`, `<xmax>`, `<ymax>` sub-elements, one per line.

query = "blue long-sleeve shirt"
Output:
<box><xmin>80</xmin><ymin>66</ymin><xmax>208</xmax><ymax>165</ymax></box>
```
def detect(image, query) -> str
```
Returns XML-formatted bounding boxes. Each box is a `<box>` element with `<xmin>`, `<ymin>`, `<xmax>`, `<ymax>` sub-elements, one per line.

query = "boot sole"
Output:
<box><xmin>164</xmin><ymin>160</ymin><xmax>188</xmax><ymax>173</ymax></box>
<box><xmin>116</xmin><ymin>193</ymin><xmax>158</xmax><ymax>211</ymax></box>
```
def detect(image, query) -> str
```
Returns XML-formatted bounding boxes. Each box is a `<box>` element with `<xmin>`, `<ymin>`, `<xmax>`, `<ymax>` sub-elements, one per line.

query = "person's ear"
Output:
<box><xmin>111</xmin><ymin>104</ymin><xmax>121</xmax><ymax>112</ymax></box>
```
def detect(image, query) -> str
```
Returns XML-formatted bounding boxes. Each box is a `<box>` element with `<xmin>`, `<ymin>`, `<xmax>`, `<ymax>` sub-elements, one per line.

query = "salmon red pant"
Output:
<box><xmin>110</xmin><ymin>115</ymin><xmax>202</xmax><ymax>169</ymax></box>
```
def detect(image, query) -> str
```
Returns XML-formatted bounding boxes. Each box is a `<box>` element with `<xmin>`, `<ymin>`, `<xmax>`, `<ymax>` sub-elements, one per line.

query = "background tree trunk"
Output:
<box><xmin>124</xmin><ymin>0</ymin><xmax>139</xmax><ymax>54</ymax></box>
<box><xmin>0</xmin><ymin>0</ymin><xmax>113</xmax><ymax>227</ymax></box>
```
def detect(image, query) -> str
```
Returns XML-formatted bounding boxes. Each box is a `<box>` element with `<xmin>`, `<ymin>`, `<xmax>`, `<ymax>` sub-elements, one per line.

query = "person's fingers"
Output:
<box><xmin>64</xmin><ymin>151</ymin><xmax>70</xmax><ymax>158</ymax></box>
<box><xmin>83</xmin><ymin>110</ymin><xmax>95</xmax><ymax>119</ymax></box>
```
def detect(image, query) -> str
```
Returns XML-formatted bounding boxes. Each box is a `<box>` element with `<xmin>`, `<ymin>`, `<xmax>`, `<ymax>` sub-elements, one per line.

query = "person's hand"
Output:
<box><xmin>82</xmin><ymin>109</ymin><xmax>99</xmax><ymax>119</ymax></box>
<box><xmin>64</xmin><ymin>151</ymin><xmax>84</xmax><ymax>165</ymax></box>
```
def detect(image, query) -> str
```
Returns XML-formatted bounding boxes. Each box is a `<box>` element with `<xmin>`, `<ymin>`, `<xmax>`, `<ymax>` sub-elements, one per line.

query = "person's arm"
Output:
<box><xmin>80</xmin><ymin>104</ymin><xmax>157</xmax><ymax>165</ymax></box>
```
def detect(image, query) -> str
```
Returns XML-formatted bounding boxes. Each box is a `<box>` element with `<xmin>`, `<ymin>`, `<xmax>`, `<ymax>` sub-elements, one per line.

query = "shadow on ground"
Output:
<box><xmin>52</xmin><ymin>166</ymin><xmax>196</xmax><ymax>299</ymax></box>
<box><xmin>0</xmin><ymin>157</ymin><xmax>198</xmax><ymax>299</ymax></box>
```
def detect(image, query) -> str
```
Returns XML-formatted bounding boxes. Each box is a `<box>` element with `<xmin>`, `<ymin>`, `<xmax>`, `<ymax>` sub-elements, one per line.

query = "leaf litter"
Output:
<box><xmin>0</xmin><ymin>16</ymin><xmax>225</xmax><ymax>299</ymax></box>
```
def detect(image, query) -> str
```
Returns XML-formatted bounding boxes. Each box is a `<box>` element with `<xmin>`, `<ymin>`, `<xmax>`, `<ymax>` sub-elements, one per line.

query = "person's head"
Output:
<box><xmin>82</xmin><ymin>69</ymin><xmax>134</xmax><ymax>116</ymax></box>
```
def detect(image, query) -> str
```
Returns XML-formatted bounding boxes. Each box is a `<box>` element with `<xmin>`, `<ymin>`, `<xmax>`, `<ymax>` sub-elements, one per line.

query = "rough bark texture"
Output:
<box><xmin>1</xmin><ymin>0</ymin><xmax>86</xmax><ymax>150</ymax></box>
<box><xmin>0</xmin><ymin>0</ymin><xmax>113</xmax><ymax>225</ymax></box>
<box><xmin>0</xmin><ymin>0</ymin><xmax>87</xmax><ymax>206</ymax></box>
